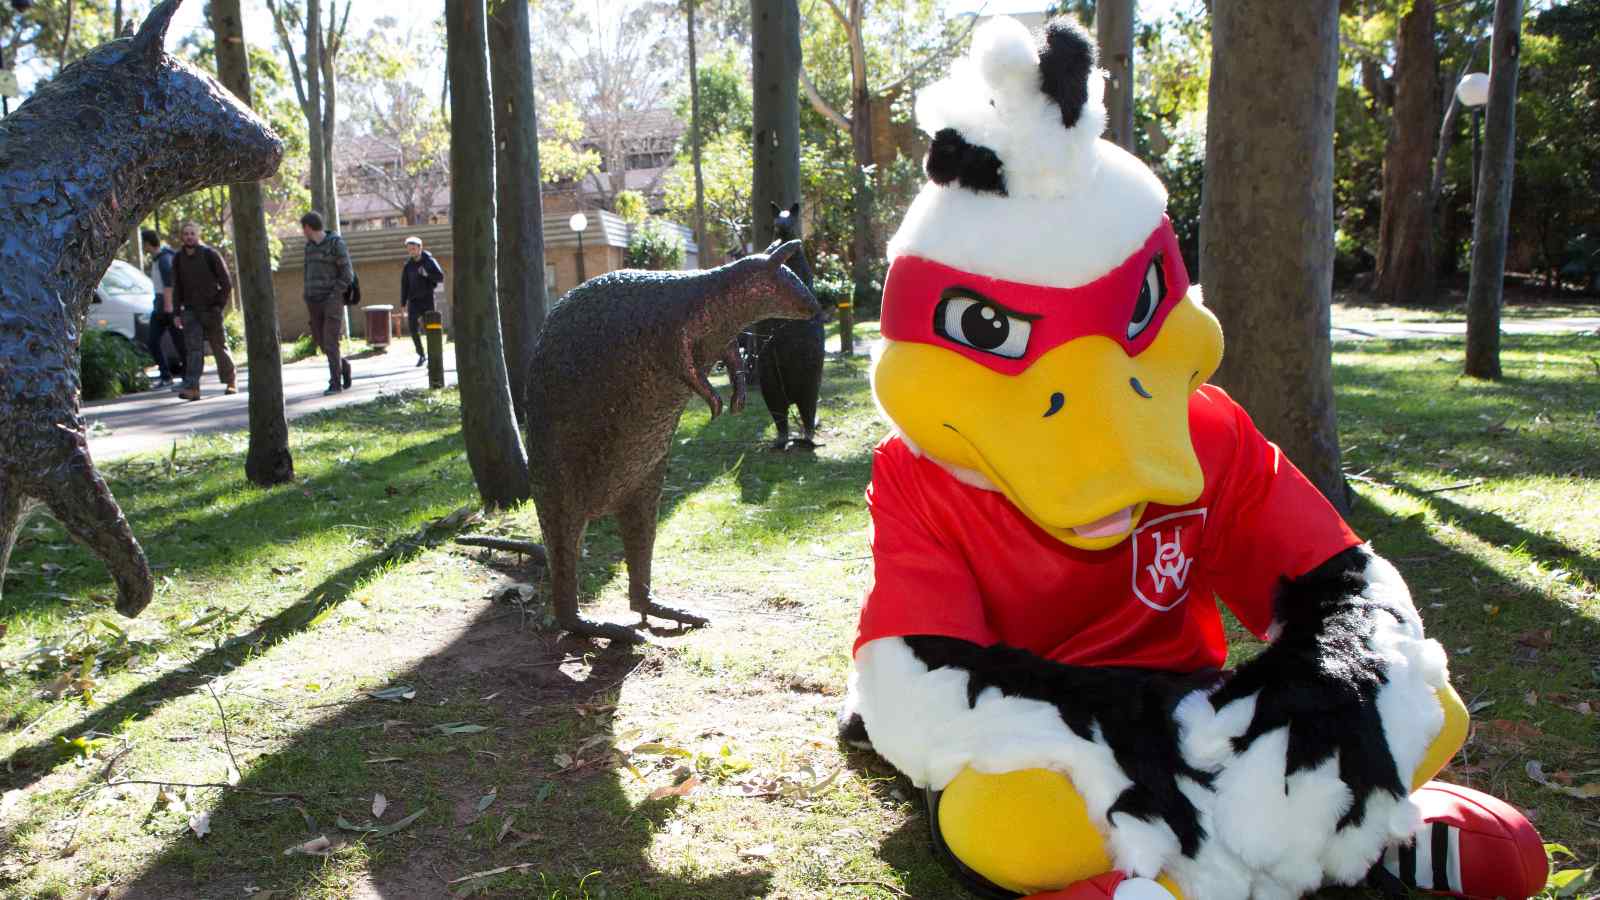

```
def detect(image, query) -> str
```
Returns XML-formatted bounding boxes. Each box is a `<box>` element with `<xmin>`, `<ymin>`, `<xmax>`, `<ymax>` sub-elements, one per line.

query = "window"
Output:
<box><xmin>625</xmin><ymin>151</ymin><xmax>671</xmax><ymax>170</ymax></box>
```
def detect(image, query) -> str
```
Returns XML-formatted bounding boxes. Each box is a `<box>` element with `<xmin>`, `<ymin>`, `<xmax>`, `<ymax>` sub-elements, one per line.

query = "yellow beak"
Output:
<box><xmin>873</xmin><ymin>293</ymin><xmax>1224</xmax><ymax>550</ymax></box>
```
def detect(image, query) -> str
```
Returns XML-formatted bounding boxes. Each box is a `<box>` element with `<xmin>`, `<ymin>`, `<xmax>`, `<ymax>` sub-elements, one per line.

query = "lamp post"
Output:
<box><xmin>569</xmin><ymin>212</ymin><xmax>588</xmax><ymax>285</ymax></box>
<box><xmin>1456</xmin><ymin>72</ymin><xmax>1489</xmax><ymax>206</ymax></box>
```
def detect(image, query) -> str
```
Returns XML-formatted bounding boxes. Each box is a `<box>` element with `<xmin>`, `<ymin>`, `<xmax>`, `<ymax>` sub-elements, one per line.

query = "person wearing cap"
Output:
<box><xmin>399</xmin><ymin>236</ymin><xmax>445</xmax><ymax>368</ymax></box>
<box><xmin>839</xmin><ymin>16</ymin><xmax>1543</xmax><ymax>900</ymax></box>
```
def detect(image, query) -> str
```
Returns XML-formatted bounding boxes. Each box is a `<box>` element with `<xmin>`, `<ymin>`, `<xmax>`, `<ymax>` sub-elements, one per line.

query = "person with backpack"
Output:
<box><xmin>400</xmin><ymin>235</ymin><xmax>445</xmax><ymax>368</ymax></box>
<box><xmin>169</xmin><ymin>221</ymin><xmax>236</xmax><ymax>401</ymax></box>
<box><xmin>141</xmin><ymin>228</ymin><xmax>186</xmax><ymax>388</ymax></box>
<box><xmin>300</xmin><ymin>210</ymin><xmax>355</xmax><ymax>395</ymax></box>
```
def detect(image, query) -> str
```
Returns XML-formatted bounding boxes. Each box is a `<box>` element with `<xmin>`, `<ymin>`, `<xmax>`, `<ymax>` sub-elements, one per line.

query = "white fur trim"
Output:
<box><xmin>853</xmin><ymin>637</ymin><xmax>1179</xmax><ymax>877</ymax></box>
<box><xmin>1114</xmin><ymin>877</ymin><xmax>1177</xmax><ymax>900</ymax></box>
<box><xmin>887</xmin><ymin>146</ymin><xmax>1168</xmax><ymax>290</ymax></box>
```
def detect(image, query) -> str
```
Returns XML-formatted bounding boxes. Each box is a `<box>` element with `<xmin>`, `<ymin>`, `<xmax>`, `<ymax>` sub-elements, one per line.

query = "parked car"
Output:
<box><xmin>86</xmin><ymin>259</ymin><xmax>182</xmax><ymax>377</ymax></box>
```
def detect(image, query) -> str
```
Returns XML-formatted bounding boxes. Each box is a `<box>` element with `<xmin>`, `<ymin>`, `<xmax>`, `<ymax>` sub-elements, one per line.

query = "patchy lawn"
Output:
<box><xmin>2</xmin><ymin>336</ymin><xmax>1596</xmax><ymax>899</ymax></box>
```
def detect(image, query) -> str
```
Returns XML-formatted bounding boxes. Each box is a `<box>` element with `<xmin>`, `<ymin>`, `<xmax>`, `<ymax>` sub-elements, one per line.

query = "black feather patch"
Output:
<box><xmin>905</xmin><ymin>635</ymin><xmax>1219</xmax><ymax>858</ymax></box>
<box><xmin>1208</xmin><ymin>546</ymin><xmax>1410</xmax><ymax>830</ymax></box>
<box><xmin>1036</xmin><ymin>18</ymin><xmax>1097</xmax><ymax>130</ymax></box>
<box><xmin>925</xmin><ymin>127</ymin><xmax>1007</xmax><ymax>195</ymax></box>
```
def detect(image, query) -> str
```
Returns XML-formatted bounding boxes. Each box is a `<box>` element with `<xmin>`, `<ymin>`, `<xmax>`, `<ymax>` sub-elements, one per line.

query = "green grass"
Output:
<box><xmin>2</xmin><ymin>336</ymin><xmax>1597</xmax><ymax>898</ymax></box>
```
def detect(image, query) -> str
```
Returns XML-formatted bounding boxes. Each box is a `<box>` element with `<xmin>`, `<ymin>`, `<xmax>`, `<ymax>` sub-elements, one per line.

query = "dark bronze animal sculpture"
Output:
<box><xmin>524</xmin><ymin>241</ymin><xmax>819</xmax><ymax>643</ymax></box>
<box><xmin>0</xmin><ymin>0</ymin><xmax>283</xmax><ymax>617</ymax></box>
<box><xmin>749</xmin><ymin>202</ymin><xmax>826</xmax><ymax>450</ymax></box>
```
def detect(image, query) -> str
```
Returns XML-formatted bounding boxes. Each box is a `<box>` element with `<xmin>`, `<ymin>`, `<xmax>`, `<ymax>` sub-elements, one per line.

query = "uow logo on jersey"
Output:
<box><xmin>1130</xmin><ymin>508</ymin><xmax>1207</xmax><ymax>611</ymax></box>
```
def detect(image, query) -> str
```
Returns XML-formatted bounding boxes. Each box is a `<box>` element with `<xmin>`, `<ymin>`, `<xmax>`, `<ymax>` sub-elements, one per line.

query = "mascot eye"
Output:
<box><xmin>1127</xmin><ymin>256</ymin><xmax>1167</xmax><ymax>341</ymax></box>
<box><xmin>936</xmin><ymin>294</ymin><xmax>1033</xmax><ymax>359</ymax></box>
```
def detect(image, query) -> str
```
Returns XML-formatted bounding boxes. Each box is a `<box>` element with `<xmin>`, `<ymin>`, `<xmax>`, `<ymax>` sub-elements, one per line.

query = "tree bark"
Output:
<box><xmin>687</xmin><ymin>0</ymin><xmax>708</xmax><ymax>261</ymax></box>
<box><xmin>1095</xmin><ymin>0</ymin><xmax>1135</xmax><ymax>151</ymax></box>
<box><xmin>213</xmin><ymin>0</ymin><xmax>294</xmax><ymax>486</ymax></box>
<box><xmin>842</xmin><ymin>0</ymin><xmax>870</xmax><ymax>356</ymax></box>
<box><xmin>304</xmin><ymin>0</ymin><xmax>327</xmax><ymax>215</ymax></box>
<box><xmin>1464</xmin><ymin>0</ymin><xmax>1521</xmax><ymax>380</ymax></box>
<box><xmin>488</xmin><ymin>0</ymin><xmax>548</xmax><ymax>423</ymax></box>
<box><xmin>1200</xmin><ymin>0</ymin><xmax>1347</xmax><ymax>512</ymax></box>
<box><xmin>319</xmin><ymin>1</ymin><xmax>348</xmax><ymax>231</ymax></box>
<box><xmin>1372</xmin><ymin>0</ymin><xmax>1438</xmax><ymax>305</ymax></box>
<box><xmin>750</xmin><ymin>0</ymin><xmax>801</xmax><ymax>250</ymax></box>
<box><xmin>447</xmin><ymin>0</ymin><xmax>531</xmax><ymax>509</ymax></box>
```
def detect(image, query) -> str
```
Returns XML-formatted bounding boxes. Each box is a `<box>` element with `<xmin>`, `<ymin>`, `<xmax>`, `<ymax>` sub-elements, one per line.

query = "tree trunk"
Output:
<box><xmin>1200</xmin><ymin>0</ymin><xmax>1347</xmax><ymax>512</ymax></box>
<box><xmin>320</xmin><ymin>4</ymin><xmax>340</xmax><ymax>231</ymax></box>
<box><xmin>750</xmin><ymin>0</ymin><xmax>801</xmax><ymax>250</ymax></box>
<box><xmin>213</xmin><ymin>0</ymin><xmax>294</xmax><ymax>486</ymax></box>
<box><xmin>687</xmin><ymin>0</ymin><xmax>708</xmax><ymax>261</ymax></box>
<box><xmin>1464</xmin><ymin>0</ymin><xmax>1521</xmax><ymax>380</ymax></box>
<box><xmin>304</xmin><ymin>0</ymin><xmax>327</xmax><ymax>215</ymax></box>
<box><xmin>488</xmin><ymin>0</ymin><xmax>548</xmax><ymax>422</ymax></box>
<box><xmin>447</xmin><ymin>0</ymin><xmax>531</xmax><ymax>509</ymax></box>
<box><xmin>1095</xmin><ymin>0</ymin><xmax>1134</xmax><ymax>151</ymax></box>
<box><xmin>58</xmin><ymin>0</ymin><xmax>74</xmax><ymax>72</ymax></box>
<box><xmin>842</xmin><ymin>0</ymin><xmax>870</xmax><ymax>356</ymax></box>
<box><xmin>1372</xmin><ymin>0</ymin><xmax>1438</xmax><ymax>305</ymax></box>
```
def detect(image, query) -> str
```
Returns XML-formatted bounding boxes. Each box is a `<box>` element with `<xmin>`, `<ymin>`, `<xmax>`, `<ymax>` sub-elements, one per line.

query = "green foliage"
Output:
<box><xmin>675</xmin><ymin>48</ymin><xmax>753</xmax><ymax>147</ymax></box>
<box><xmin>79</xmin><ymin>331</ymin><xmax>152</xmax><ymax>402</ymax></box>
<box><xmin>538</xmin><ymin>100</ymin><xmax>604</xmax><ymax>186</ymax></box>
<box><xmin>613</xmin><ymin>190</ymin><xmax>649</xmax><ymax>226</ymax></box>
<box><xmin>664</xmin><ymin>129</ymin><xmax>753</xmax><ymax>261</ymax></box>
<box><xmin>625</xmin><ymin>219</ymin><xmax>685</xmax><ymax>270</ymax></box>
<box><xmin>223</xmin><ymin>307</ymin><xmax>246</xmax><ymax>353</ymax></box>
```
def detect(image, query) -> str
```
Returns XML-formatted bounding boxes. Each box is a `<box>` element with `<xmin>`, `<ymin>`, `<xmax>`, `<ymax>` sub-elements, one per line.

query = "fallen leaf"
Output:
<box><xmin>1526</xmin><ymin>760</ymin><xmax>1600</xmax><ymax>799</ymax></box>
<box><xmin>367</xmin><ymin>685</ymin><xmax>416</xmax><ymax>702</ymax></box>
<box><xmin>371</xmin><ymin>807</ymin><xmax>425</xmax><ymax>837</ymax></box>
<box><xmin>480</xmin><ymin>691</ymin><xmax>501</xmax><ymax>702</ymax></box>
<box><xmin>739</xmin><ymin>843</ymin><xmax>776</xmax><ymax>859</ymax></box>
<box><xmin>553</xmin><ymin>752</ymin><xmax>574</xmax><ymax>769</ymax></box>
<box><xmin>283</xmin><ymin>835</ymin><xmax>333</xmax><ymax>857</ymax></box>
<box><xmin>1576</xmin><ymin>701</ymin><xmax>1593</xmax><ymax>716</ymax></box>
<box><xmin>647</xmin><ymin>776</ymin><xmax>702</xmax><ymax>801</ymax></box>
<box><xmin>1515</xmin><ymin>629</ymin><xmax>1555</xmax><ymax>649</ymax></box>
<box><xmin>448</xmin><ymin>863</ymin><xmax>537</xmax><ymax>885</ymax></box>
<box><xmin>189</xmin><ymin>811</ymin><xmax>211</xmax><ymax>839</ymax></box>
<box><xmin>372</xmin><ymin>793</ymin><xmax>387</xmax><ymax>819</ymax></box>
<box><xmin>496</xmin><ymin>816</ymin><xmax>516</xmax><ymax>845</ymax></box>
<box><xmin>1525</xmin><ymin>691</ymin><xmax>1539</xmax><ymax>707</ymax></box>
<box><xmin>1485</xmin><ymin>719</ymin><xmax>1543</xmax><ymax>740</ymax></box>
<box><xmin>476</xmin><ymin>789</ymin><xmax>497</xmax><ymax>813</ymax></box>
<box><xmin>364</xmin><ymin>757</ymin><xmax>404</xmax><ymax>765</ymax></box>
<box><xmin>435</xmin><ymin>722</ymin><xmax>487</xmax><ymax>735</ymax></box>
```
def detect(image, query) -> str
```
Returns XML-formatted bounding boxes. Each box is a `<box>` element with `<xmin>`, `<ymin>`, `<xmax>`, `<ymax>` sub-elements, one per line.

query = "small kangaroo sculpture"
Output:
<box><xmin>749</xmin><ymin>202</ymin><xmax>826</xmax><ymax>450</ymax></box>
<box><xmin>0</xmin><ymin>0</ymin><xmax>284</xmax><ymax>617</ymax></box>
<box><xmin>523</xmin><ymin>241</ymin><xmax>820</xmax><ymax>643</ymax></box>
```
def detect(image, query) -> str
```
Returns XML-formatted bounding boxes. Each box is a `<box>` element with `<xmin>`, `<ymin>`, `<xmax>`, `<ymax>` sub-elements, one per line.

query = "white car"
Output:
<box><xmin>87</xmin><ymin>259</ymin><xmax>154</xmax><ymax>342</ymax></box>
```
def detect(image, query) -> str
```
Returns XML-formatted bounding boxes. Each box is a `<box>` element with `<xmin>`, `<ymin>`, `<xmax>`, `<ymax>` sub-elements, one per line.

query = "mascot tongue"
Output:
<box><xmin>1072</xmin><ymin>505</ymin><xmax>1133</xmax><ymax>539</ymax></box>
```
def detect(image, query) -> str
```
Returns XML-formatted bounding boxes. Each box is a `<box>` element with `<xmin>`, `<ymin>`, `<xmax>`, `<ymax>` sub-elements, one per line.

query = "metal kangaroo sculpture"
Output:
<box><xmin>0</xmin><ymin>0</ymin><xmax>283</xmax><ymax>617</ymax></box>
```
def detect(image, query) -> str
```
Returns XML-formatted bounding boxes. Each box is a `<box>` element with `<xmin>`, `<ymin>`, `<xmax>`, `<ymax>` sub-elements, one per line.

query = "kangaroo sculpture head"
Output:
<box><xmin>0</xmin><ymin>0</ymin><xmax>284</xmax><ymax>619</ymax></box>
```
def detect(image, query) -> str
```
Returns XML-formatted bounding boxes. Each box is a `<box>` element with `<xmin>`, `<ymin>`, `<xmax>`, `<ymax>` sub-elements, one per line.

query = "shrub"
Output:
<box><xmin>223</xmin><ymin>307</ymin><xmax>245</xmax><ymax>352</ymax></box>
<box><xmin>812</xmin><ymin>275</ymin><xmax>853</xmax><ymax>316</ymax></box>
<box><xmin>626</xmin><ymin>219</ymin><xmax>685</xmax><ymax>271</ymax></box>
<box><xmin>80</xmin><ymin>330</ymin><xmax>152</xmax><ymax>401</ymax></box>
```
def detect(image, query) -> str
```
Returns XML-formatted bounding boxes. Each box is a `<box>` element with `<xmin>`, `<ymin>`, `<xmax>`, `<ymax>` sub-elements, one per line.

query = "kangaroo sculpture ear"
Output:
<box><xmin>789</xmin><ymin>202</ymin><xmax>800</xmax><ymax>217</ymax></box>
<box><xmin>132</xmin><ymin>0</ymin><xmax>183</xmax><ymax>66</ymax></box>
<box><xmin>769</xmin><ymin>201</ymin><xmax>782</xmax><ymax>218</ymax></box>
<box><xmin>766</xmin><ymin>239</ymin><xmax>802</xmax><ymax>268</ymax></box>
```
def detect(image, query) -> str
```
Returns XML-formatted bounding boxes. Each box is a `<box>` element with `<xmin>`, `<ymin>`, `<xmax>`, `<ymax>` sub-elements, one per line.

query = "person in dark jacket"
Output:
<box><xmin>169</xmin><ymin>222</ymin><xmax>236</xmax><ymax>401</ymax></box>
<box><xmin>400</xmin><ymin>235</ymin><xmax>445</xmax><ymax>367</ymax></box>
<box><xmin>300</xmin><ymin>210</ymin><xmax>354</xmax><ymax>395</ymax></box>
<box><xmin>141</xmin><ymin>228</ymin><xmax>186</xmax><ymax>388</ymax></box>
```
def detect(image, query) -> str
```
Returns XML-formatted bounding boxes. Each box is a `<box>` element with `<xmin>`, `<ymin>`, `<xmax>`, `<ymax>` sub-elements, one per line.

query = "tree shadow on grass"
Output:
<box><xmin>98</xmin><ymin>599</ymin><xmax>775</xmax><ymax>899</ymax></box>
<box><xmin>0</xmin><ymin>514</ymin><xmax>466</xmax><ymax>796</ymax></box>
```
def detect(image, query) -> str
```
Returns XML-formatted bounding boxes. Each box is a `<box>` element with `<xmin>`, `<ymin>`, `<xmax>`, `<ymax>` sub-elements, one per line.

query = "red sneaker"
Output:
<box><xmin>1381</xmin><ymin>781</ymin><xmax>1548</xmax><ymax>899</ymax></box>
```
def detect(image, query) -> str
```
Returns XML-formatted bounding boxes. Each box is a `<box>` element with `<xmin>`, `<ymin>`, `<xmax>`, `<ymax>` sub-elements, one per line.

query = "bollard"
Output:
<box><xmin>425</xmin><ymin>310</ymin><xmax>445</xmax><ymax>389</ymax></box>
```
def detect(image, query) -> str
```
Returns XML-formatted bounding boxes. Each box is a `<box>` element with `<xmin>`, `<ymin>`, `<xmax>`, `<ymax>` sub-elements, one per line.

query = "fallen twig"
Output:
<box><xmin>1417</xmin><ymin>479</ymin><xmax>1485</xmax><ymax>494</ymax></box>
<box><xmin>831</xmin><ymin>879</ymin><xmax>910</xmax><ymax>897</ymax></box>
<box><xmin>205</xmin><ymin>678</ymin><xmax>241</xmax><ymax>784</ymax></box>
<box><xmin>456</xmin><ymin>535</ymin><xmax>547</xmax><ymax>562</ymax></box>
<box><xmin>97</xmin><ymin>779</ymin><xmax>305</xmax><ymax>799</ymax></box>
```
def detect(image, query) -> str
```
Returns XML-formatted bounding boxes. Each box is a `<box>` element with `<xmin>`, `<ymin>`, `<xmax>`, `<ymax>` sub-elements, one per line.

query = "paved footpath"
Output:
<box><xmin>1331</xmin><ymin>314</ymin><xmax>1600</xmax><ymax>342</ymax></box>
<box><xmin>85</xmin><ymin>345</ymin><xmax>457</xmax><ymax>462</ymax></box>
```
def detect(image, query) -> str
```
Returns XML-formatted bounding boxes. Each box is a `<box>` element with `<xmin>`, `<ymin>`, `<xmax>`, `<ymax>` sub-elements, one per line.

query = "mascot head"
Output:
<box><xmin>872</xmin><ymin>15</ymin><xmax>1224</xmax><ymax>551</ymax></box>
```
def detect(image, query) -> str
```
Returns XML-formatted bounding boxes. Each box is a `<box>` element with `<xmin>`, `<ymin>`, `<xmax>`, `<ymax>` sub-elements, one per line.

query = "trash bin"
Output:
<box><xmin>364</xmin><ymin>305</ymin><xmax>393</xmax><ymax>349</ymax></box>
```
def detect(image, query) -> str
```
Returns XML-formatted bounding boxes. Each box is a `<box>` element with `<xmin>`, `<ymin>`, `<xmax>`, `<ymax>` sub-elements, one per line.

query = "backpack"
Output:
<box><xmin>344</xmin><ymin>270</ymin><xmax>362</xmax><ymax>306</ymax></box>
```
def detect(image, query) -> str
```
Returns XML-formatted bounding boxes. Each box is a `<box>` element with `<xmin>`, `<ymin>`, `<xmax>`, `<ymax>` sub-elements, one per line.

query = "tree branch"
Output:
<box><xmin>879</xmin><ymin>5</ymin><xmax>985</xmax><ymax>95</ymax></box>
<box><xmin>265</xmin><ymin>0</ymin><xmax>309</xmax><ymax>113</ymax></box>
<box><xmin>800</xmin><ymin>67</ymin><xmax>851</xmax><ymax>133</ymax></box>
<box><xmin>819</xmin><ymin>0</ymin><xmax>851</xmax><ymax>33</ymax></box>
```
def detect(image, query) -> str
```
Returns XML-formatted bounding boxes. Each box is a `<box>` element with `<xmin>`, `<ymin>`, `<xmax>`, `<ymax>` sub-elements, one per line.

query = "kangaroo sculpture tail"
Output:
<box><xmin>0</xmin><ymin>0</ymin><xmax>283</xmax><ymax>617</ymax></box>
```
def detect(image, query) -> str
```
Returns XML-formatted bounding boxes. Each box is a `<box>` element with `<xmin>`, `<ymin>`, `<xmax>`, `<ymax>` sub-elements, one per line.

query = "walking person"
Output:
<box><xmin>140</xmin><ymin>228</ymin><xmax>186</xmax><ymax>389</ymax></box>
<box><xmin>400</xmin><ymin>235</ymin><xmax>445</xmax><ymax>368</ymax></box>
<box><xmin>300</xmin><ymin>211</ymin><xmax>354</xmax><ymax>395</ymax></box>
<box><xmin>169</xmin><ymin>222</ymin><xmax>236</xmax><ymax>401</ymax></box>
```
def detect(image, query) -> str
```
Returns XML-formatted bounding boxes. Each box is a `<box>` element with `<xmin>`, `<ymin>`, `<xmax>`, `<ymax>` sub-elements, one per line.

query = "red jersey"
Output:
<box><xmin>854</xmin><ymin>385</ymin><xmax>1361</xmax><ymax>672</ymax></box>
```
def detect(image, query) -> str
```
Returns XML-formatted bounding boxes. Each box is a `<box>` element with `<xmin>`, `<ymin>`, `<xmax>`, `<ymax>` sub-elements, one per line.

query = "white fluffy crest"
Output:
<box><xmin>914</xmin><ymin>15</ymin><xmax>1108</xmax><ymax>200</ymax></box>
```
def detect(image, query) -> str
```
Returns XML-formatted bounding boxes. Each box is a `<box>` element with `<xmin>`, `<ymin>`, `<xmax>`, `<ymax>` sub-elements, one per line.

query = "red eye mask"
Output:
<box><xmin>879</xmin><ymin>218</ymin><xmax>1189</xmax><ymax>376</ymax></box>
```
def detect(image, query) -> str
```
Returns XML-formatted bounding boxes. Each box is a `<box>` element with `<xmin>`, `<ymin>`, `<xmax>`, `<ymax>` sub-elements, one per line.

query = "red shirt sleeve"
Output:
<box><xmin>853</xmin><ymin>438</ymin><xmax>997</xmax><ymax>656</ymax></box>
<box><xmin>1197</xmin><ymin>388</ymin><xmax>1363</xmax><ymax>638</ymax></box>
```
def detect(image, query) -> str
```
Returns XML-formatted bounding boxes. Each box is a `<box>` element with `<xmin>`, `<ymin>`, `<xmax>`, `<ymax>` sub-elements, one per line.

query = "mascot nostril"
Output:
<box><xmin>847</xmin><ymin>13</ymin><xmax>1544</xmax><ymax>900</ymax></box>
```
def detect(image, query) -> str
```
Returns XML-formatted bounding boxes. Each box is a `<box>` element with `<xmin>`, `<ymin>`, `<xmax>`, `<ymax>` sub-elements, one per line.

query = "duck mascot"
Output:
<box><xmin>839</xmin><ymin>16</ymin><xmax>1548</xmax><ymax>900</ymax></box>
